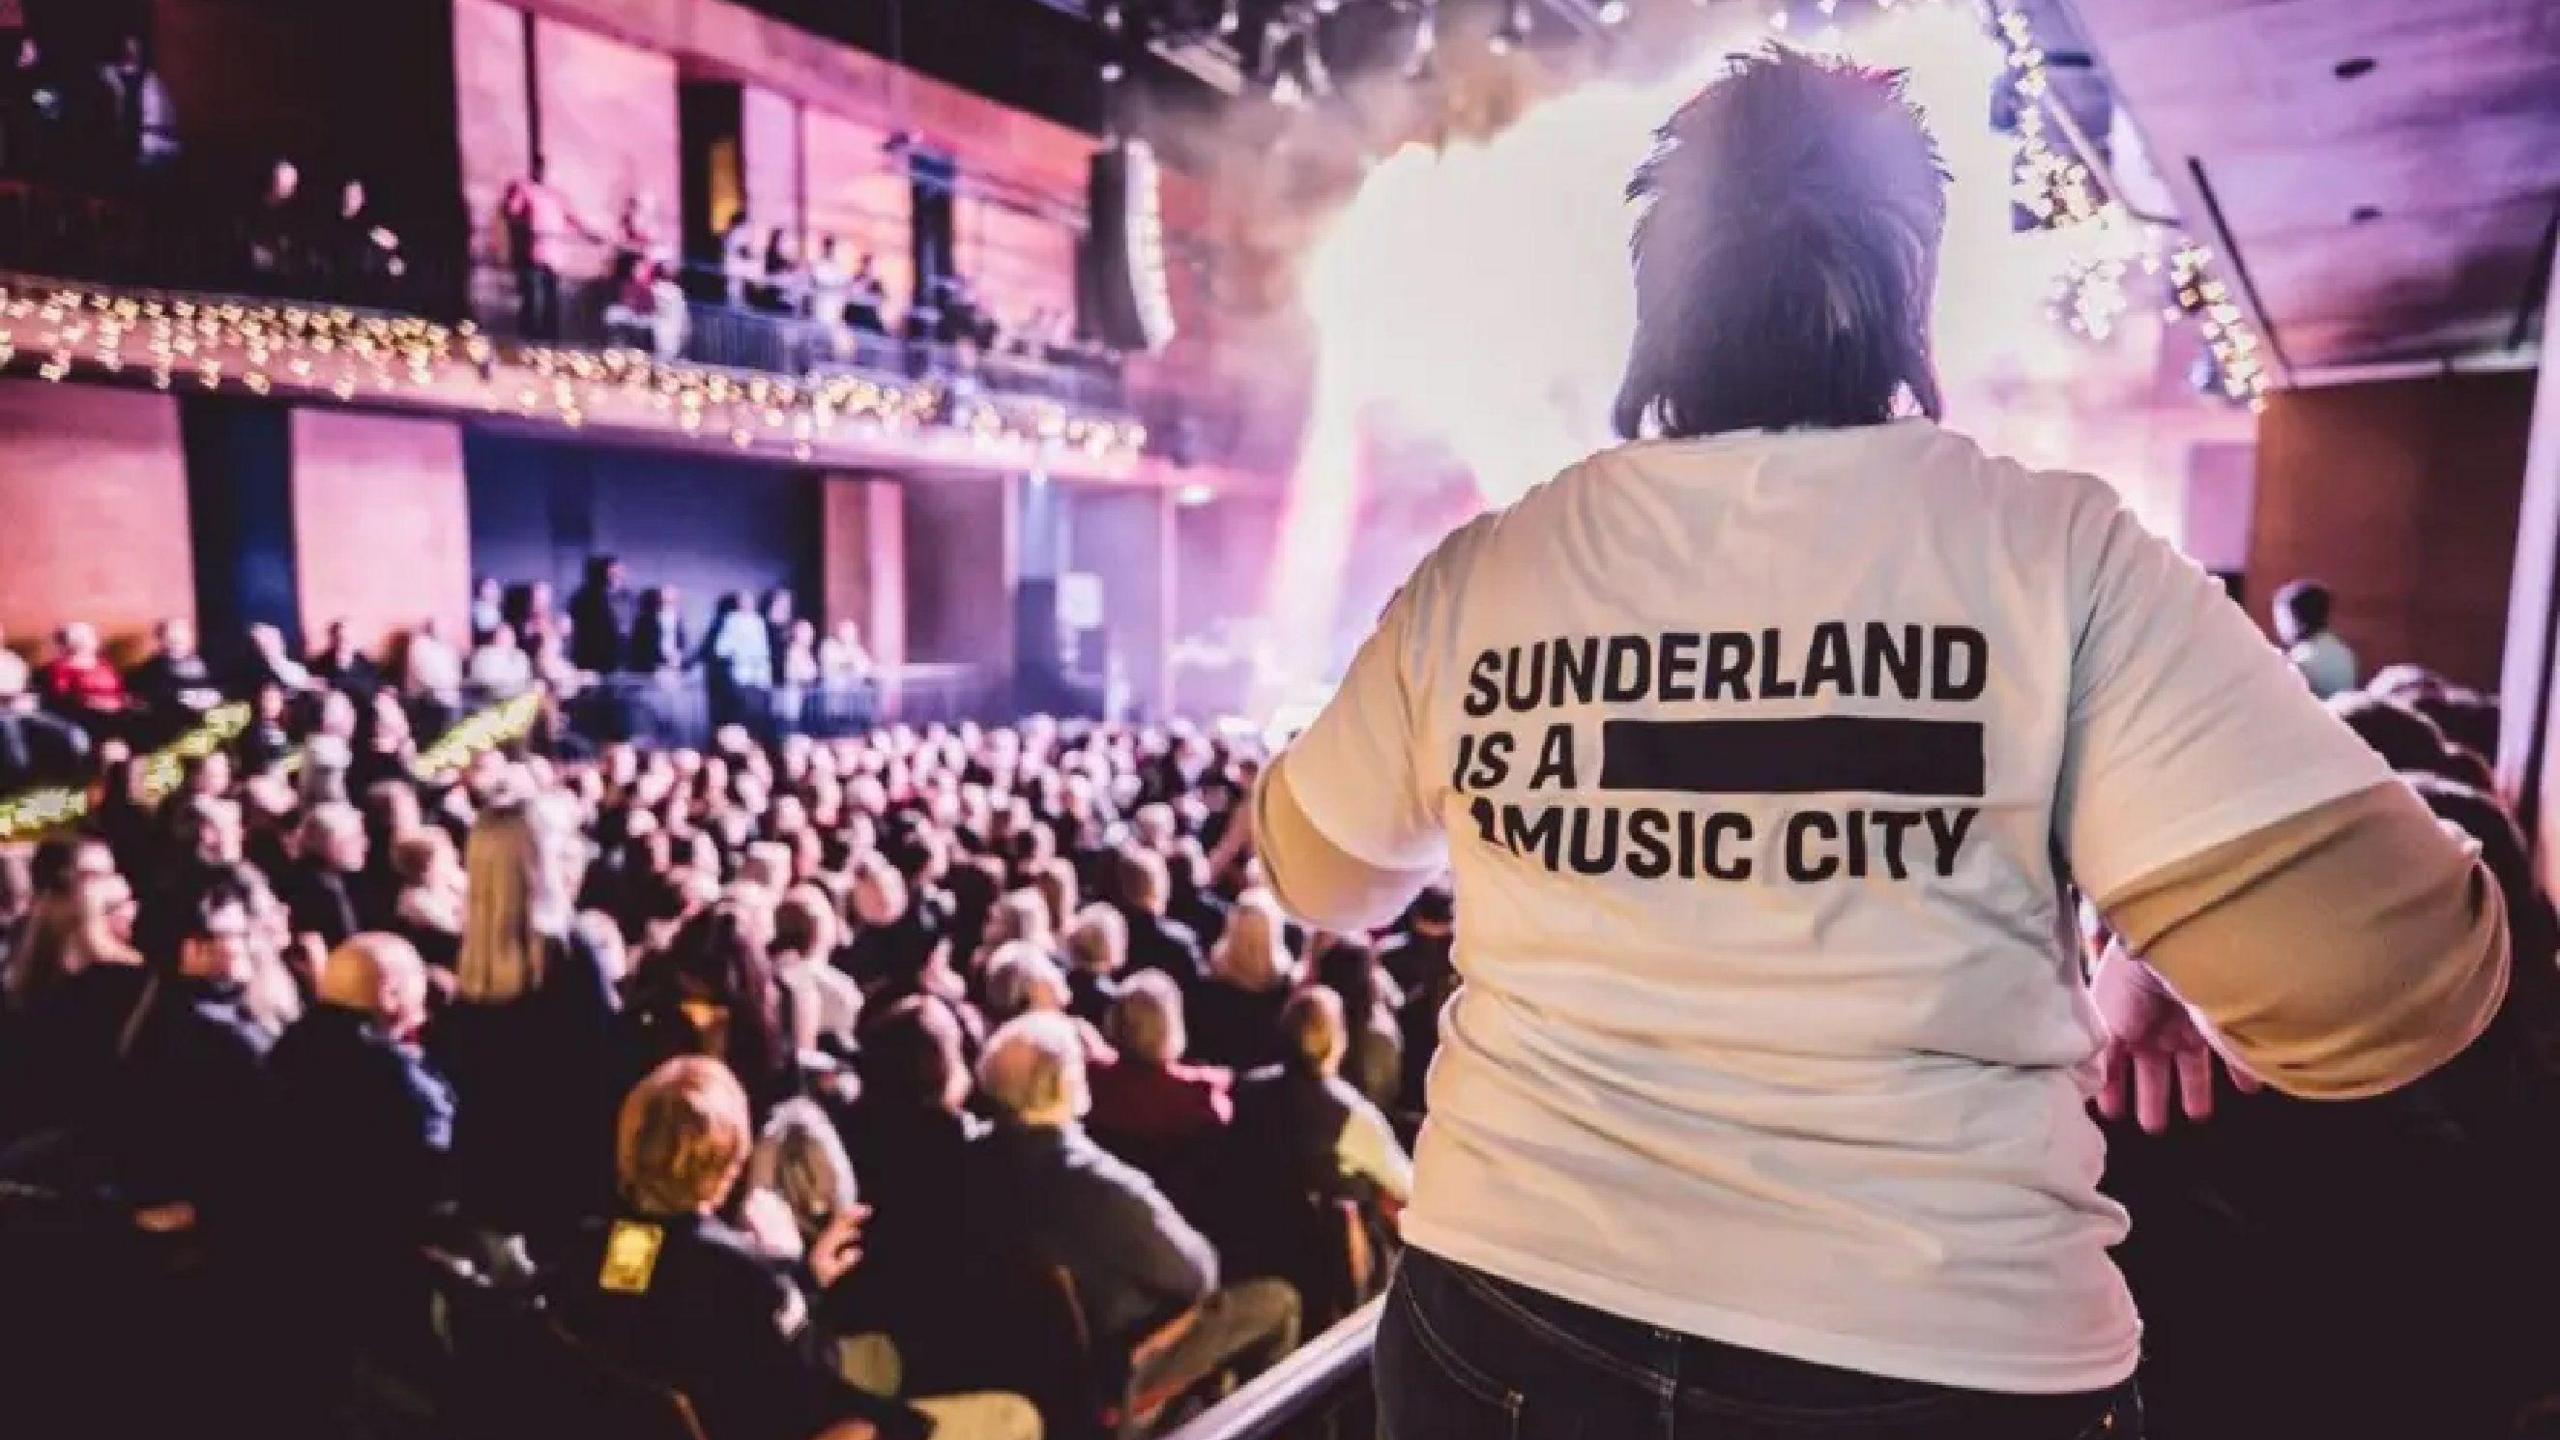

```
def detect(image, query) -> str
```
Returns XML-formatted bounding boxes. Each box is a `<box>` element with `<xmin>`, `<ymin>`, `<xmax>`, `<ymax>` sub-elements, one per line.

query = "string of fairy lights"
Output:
<box><xmin>1757</xmin><ymin>0</ymin><xmax>2269</xmax><ymax>404</ymax></box>
<box><xmin>0</xmin><ymin>690</ymin><xmax>549</xmax><ymax>843</ymax></box>
<box><xmin>0</xmin><ymin>284</ymin><xmax>1151</xmax><ymax>464</ymax></box>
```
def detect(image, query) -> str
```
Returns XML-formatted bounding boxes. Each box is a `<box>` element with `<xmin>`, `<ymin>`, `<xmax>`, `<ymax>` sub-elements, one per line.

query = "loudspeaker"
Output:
<box><xmin>1015</xmin><ymin>579</ymin><xmax>1069</xmax><ymax>679</ymax></box>
<box><xmin>1082</xmin><ymin>138</ymin><xmax>1177</xmax><ymax>355</ymax></box>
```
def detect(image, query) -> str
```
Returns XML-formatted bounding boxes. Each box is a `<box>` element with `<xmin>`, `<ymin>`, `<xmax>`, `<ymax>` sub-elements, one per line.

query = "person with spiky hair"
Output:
<box><xmin>1256</xmin><ymin>47</ymin><xmax>2506</xmax><ymax>1438</ymax></box>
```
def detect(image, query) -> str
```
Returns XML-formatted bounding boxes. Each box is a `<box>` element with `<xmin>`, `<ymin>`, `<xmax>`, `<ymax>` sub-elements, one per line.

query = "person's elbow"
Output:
<box><xmin>2118</xmin><ymin>782</ymin><xmax>2514</xmax><ymax>1102</ymax></box>
<box><xmin>2231</xmin><ymin>860</ymin><xmax>2510</xmax><ymax>1100</ymax></box>
<box><xmin>1254</xmin><ymin>760</ymin><xmax>1432</xmax><ymax>932</ymax></box>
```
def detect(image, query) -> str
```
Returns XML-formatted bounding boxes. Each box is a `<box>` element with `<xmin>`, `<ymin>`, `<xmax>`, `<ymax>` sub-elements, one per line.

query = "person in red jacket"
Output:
<box><xmin>38</xmin><ymin>621</ymin><xmax>131</xmax><ymax>738</ymax></box>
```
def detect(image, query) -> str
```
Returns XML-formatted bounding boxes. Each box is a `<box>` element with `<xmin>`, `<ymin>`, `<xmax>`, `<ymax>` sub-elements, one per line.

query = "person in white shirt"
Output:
<box><xmin>2274</xmin><ymin>577</ymin><xmax>2359</xmax><ymax>698</ymax></box>
<box><xmin>465</xmin><ymin>622</ymin><xmax>534</xmax><ymax>700</ymax></box>
<box><xmin>1253</xmin><ymin>49</ymin><xmax>2505</xmax><ymax>1440</ymax></box>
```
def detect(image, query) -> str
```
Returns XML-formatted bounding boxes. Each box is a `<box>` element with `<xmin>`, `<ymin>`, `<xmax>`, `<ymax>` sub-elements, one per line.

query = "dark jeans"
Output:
<box><xmin>1377</xmin><ymin>1250</ymin><xmax>2140</xmax><ymax>1440</ymax></box>
<box><xmin>517</xmin><ymin>262</ymin><xmax>562</xmax><ymax>339</ymax></box>
<box><xmin>1128</xmin><ymin>1277</ymin><xmax>1302</xmax><ymax>1410</ymax></box>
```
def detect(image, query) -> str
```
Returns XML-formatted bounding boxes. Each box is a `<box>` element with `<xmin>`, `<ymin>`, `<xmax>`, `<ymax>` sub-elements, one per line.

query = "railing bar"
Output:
<box><xmin>1159</xmin><ymin>1299</ymin><xmax>1382</xmax><ymax>1440</ymax></box>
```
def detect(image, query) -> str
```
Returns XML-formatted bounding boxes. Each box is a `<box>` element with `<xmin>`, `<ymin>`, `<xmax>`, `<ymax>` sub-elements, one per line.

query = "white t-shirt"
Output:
<box><xmin>2288</xmin><ymin>630</ymin><xmax>2359</xmax><ymax>699</ymax></box>
<box><xmin>1282</xmin><ymin>420</ymin><xmax>2390</xmax><ymax>1394</ymax></box>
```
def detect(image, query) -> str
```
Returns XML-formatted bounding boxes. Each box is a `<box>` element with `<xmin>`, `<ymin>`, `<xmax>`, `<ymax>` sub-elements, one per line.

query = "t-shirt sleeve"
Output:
<box><xmin>1277</xmin><ymin>568</ymin><xmax>1447</xmax><ymax>874</ymax></box>
<box><xmin>2055</xmin><ymin>488</ymin><xmax>2392</xmax><ymax>900</ymax></box>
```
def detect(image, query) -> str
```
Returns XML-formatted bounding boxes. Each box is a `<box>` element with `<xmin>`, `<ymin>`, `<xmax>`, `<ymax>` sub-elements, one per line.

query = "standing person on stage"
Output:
<box><xmin>1255</xmin><ymin>48</ymin><xmax>2508</xmax><ymax>1440</ymax></box>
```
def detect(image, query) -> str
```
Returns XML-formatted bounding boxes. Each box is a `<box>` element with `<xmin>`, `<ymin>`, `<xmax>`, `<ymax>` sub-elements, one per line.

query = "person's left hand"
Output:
<box><xmin>807</xmin><ymin>1204</ymin><xmax>872</xmax><ymax>1290</ymax></box>
<box><xmin>2090</xmin><ymin>942</ymin><xmax>2262</xmax><ymax>1133</ymax></box>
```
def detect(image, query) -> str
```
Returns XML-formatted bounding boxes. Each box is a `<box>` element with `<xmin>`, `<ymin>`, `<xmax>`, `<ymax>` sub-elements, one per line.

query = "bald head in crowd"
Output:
<box><xmin>319</xmin><ymin>933</ymin><xmax>431</xmax><ymax>1042</ymax></box>
<box><xmin>977</xmin><ymin>1012</ymin><xmax>1090</xmax><ymax>1127</ymax></box>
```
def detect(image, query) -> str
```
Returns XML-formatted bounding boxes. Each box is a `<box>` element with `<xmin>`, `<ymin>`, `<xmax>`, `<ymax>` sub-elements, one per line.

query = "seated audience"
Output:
<box><xmin>623</xmin><ymin>901</ymin><xmax>796</xmax><ymax>1121</ymax></box>
<box><xmin>1309</xmin><ymin>936</ymin><xmax>1404</xmax><ymax>1114</ymax></box>
<box><xmin>388</xmin><ymin>826</ymin><xmax>465</xmax><ymax>971</ymax></box>
<box><xmin>1087</xmin><ymin>970</ymin><xmax>1232</xmax><ymax>1196</ymax></box>
<box><xmin>1189</xmin><ymin>889</ymin><xmax>1294</xmax><ymax>1070</ymax></box>
<box><xmin>547</xmin><ymin>1056</ymin><xmax>928</xmax><ymax>1440</ymax></box>
<box><xmin>427</xmin><ymin>796</ymin><xmax>619</xmax><ymax>1248</ymax></box>
<box><xmin>127</xmin><ymin>617</ymin><xmax>224</xmax><ymax>723</ymax></box>
<box><xmin>261</xmin><ymin>934</ymin><xmax>452</xmax><ymax>1365</ymax></box>
<box><xmin>282</xmin><ymin>800</ymin><xmax>370</xmax><ymax>950</ymax></box>
<box><xmin>308</xmin><ymin>618</ymin><xmax>384</xmax><ymax>703</ymax></box>
<box><xmin>2275</xmin><ymin>577</ymin><xmax>2359</xmax><ymax>698</ymax></box>
<box><xmin>0</xmin><ymin>625</ymin><xmax>89</xmax><ymax>784</ymax></box>
<box><xmin>966</xmin><ymin>1012</ymin><xmax>1300</xmax><ymax>1412</ymax></box>
<box><xmin>1227</xmin><ymin>987</ymin><xmax>1412</xmax><ymax>1212</ymax></box>
<box><xmin>1061</xmin><ymin>901</ymin><xmax>1127</xmax><ymax>1026</ymax></box>
<box><xmin>774</xmin><ymin>882</ymin><xmax>862</xmax><ymax>1054</ymax></box>
<box><xmin>1110</xmin><ymin>844</ymin><xmax>1206</xmax><ymax>985</ymax></box>
<box><xmin>467</xmin><ymin>621</ymin><xmax>536</xmax><ymax>699</ymax></box>
<box><xmin>39</xmin><ymin>621</ymin><xmax>132</xmax><ymax>735</ymax></box>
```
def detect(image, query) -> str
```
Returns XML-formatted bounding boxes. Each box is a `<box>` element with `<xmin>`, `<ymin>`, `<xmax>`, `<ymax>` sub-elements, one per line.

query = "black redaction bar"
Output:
<box><xmin>1598</xmin><ymin>717</ymin><xmax>1986</xmax><ymax>798</ymax></box>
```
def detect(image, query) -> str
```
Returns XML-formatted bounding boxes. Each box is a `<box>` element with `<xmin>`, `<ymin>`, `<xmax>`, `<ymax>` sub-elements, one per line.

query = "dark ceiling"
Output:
<box><xmin>2068</xmin><ymin>0</ymin><xmax>2560</xmax><ymax>374</ymax></box>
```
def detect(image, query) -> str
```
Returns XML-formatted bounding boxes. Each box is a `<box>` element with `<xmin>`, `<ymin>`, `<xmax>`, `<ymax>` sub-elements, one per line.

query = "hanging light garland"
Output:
<box><xmin>2168</xmin><ymin>238</ymin><xmax>2268</xmax><ymax>406</ymax></box>
<box><xmin>0</xmin><ymin>282</ymin><xmax>1150</xmax><ymax>464</ymax></box>
<box><xmin>0</xmin><ymin>701</ymin><xmax>251</xmax><ymax>843</ymax></box>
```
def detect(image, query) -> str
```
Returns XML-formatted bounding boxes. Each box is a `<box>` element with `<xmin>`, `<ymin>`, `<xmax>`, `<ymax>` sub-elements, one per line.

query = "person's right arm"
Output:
<box><xmin>2059</xmin><ymin>488</ymin><xmax>2508</xmax><ymax>1097</ymax></box>
<box><xmin>1091</xmin><ymin>1156</ymin><xmax>1217</xmax><ymax>1309</ymax></box>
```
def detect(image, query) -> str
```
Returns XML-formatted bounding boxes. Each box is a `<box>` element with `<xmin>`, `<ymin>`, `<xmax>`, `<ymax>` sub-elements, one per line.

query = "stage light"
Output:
<box><xmin>1491</xmin><ymin>0</ymin><xmax>1533</xmax><ymax>53</ymax></box>
<box><xmin>1100</xmin><ymin>59</ymin><xmax>1127</xmax><ymax>82</ymax></box>
<box><xmin>1218</xmin><ymin>0</ymin><xmax>1241</xmax><ymax>34</ymax></box>
<box><xmin>1100</xmin><ymin>3</ymin><xmax>1125</xmax><ymax>31</ymax></box>
<box><xmin>1597</xmin><ymin>0</ymin><xmax>1627</xmax><ymax>24</ymax></box>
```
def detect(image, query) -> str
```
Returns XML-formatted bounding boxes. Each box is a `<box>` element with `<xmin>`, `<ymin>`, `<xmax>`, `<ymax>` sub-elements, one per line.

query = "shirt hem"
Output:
<box><xmin>1399</xmin><ymin>1220</ymin><xmax>2142</xmax><ymax>1397</ymax></box>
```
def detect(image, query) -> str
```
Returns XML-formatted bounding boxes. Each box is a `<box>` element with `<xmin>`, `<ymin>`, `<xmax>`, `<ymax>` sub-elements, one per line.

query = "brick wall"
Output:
<box><xmin>0</xmin><ymin>382</ymin><xmax>196</xmax><ymax>658</ymax></box>
<box><xmin>290</xmin><ymin>410</ymin><xmax>472</xmax><ymax>654</ymax></box>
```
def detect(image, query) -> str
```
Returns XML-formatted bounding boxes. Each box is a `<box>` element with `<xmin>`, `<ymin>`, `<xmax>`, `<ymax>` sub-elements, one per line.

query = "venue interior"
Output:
<box><xmin>0</xmin><ymin>0</ymin><xmax>2556</xmax><ymax>1437</ymax></box>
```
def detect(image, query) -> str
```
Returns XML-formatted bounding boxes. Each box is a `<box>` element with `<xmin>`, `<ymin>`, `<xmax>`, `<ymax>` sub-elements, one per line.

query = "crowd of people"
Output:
<box><xmin>0</xmin><ymin>555</ymin><xmax>2555</xmax><ymax>1438</ymax></box>
<box><xmin>0</xmin><ymin>30</ymin><xmax>176</xmax><ymax>184</ymax></box>
<box><xmin>0</xmin><ymin>655</ymin><xmax>1440</xmax><ymax>1440</ymax></box>
<box><xmin>0</xmin><ymin>557</ymin><xmax>882</xmax><ymax>792</ymax></box>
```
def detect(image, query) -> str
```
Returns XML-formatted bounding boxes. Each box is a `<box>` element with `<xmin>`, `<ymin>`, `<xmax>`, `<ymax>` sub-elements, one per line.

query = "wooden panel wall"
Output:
<box><xmin>821</xmin><ymin>474</ymin><xmax>905</xmax><ymax>672</ymax></box>
<box><xmin>2250</xmin><ymin>371</ymin><xmax>2537</xmax><ymax>691</ymax></box>
<box><xmin>0</xmin><ymin>383</ymin><xmax>196</xmax><ymax>657</ymax></box>
<box><xmin>290</xmin><ymin>410</ymin><xmax>472</xmax><ymax>653</ymax></box>
<box><xmin>531</xmin><ymin>15</ymin><xmax>681</xmax><ymax>281</ymax></box>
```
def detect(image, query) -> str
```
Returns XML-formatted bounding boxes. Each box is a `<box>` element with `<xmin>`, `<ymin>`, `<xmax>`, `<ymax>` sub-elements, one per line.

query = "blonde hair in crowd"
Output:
<box><xmin>456</xmin><ymin>796</ymin><xmax>575</xmax><ymax>1003</ymax></box>
<box><xmin>1212</xmin><ymin>888</ymin><xmax>1294</xmax><ymax>993</ymax></box>
<box><xmin>619</xmin><ymin>1055</ymin><xmax>754</xmax><ymax>1215</ymax></box>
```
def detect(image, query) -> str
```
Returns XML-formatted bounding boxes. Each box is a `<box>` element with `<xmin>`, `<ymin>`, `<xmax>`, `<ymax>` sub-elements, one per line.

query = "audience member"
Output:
<box><xmin>308</xmin><ymin>618</ymin><xmax>384</xmax><ymax>703</ymax></box>
<box><xmin>501</xmin><ymin>154</ymin><xmax>593</xmax><ymax>340</ymax></box>
<box><xmin>1061</xmin><ymin>900</ymin><xmax>1127</xmax><ymax>1025</ymax></box>
<box><xmin>282</xmin><ymin>800</ymin><xmax>369</xmax><ymax>950</ymax></box>
<box><xmin>428</xmin><ymin>796</ymin><xmax>618</xmax><ymax>1248</ymax></box>
<box><xmin>388</xmin><ymin>826</ymin><xmax>465</xmax><ymax>971</ymax></box>
<box><xmin>2276</xmin><ymin>577</ymin><xmax>2359</xmax><ymax>699</ymax></box>
<box><xmin>966</xmin><ymin>1013</ymin><xmax>1300</xmax><ymax>1411</ymax></box>
<box><xmin>260</xmin><ymin>933</ymin><xmax>452</xmax><ymax>1373</ymax></box>
<box><xmin>38</xmin><ymin>621</ymin><xmax>132</xmax><ymax>736</ymax></box>
<box><xmin>1111</xmin><ymin>844</ymin><xmax>1206</xmax><ymax>984</ymax></box>
<box><xmin>1190</xmin><ymin>889</ymin><xmax>1294</xmax><ymax>1070</ymax></box>
<box><xmin>568</xmin><ymin>554</ymin><xmax>635</xmax><ymax>675</ymax></box>
<box><xmin>94</xmin><ymin>34</ymin><xmax>176</xmax><ymax>174</ymax></box>
<box><xmin>466</xmin><ymin>620</ymin><xmax>535</xmax><ymax>699</ymax></box>
<box><xmin>547</xmin><ymin>1055</ymin><xmax>928</xmax><ymax>1440</ymax></box>
<box><xmin>1309</xmin><ymin>936</ymin><xmax>1403</xmax><ymax>1114</ymax></box>
<box><xmin>1088</xmin><ymin>970</ymin><xmax>1232</xmax><ymax>1186</ymax></box>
